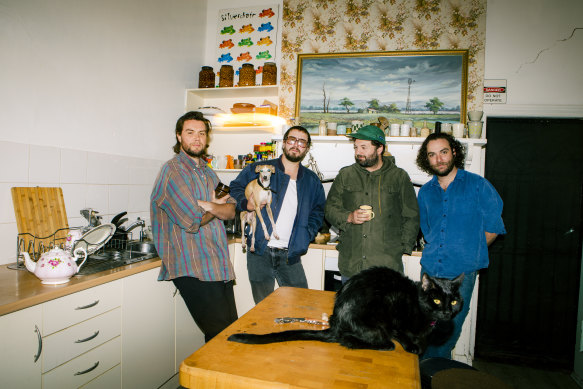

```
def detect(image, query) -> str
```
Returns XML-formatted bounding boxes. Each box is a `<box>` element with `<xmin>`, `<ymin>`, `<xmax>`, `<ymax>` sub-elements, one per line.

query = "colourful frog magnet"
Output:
<box><xmin>218</xmin><ymin>53</ymin><xmax>233</xmax><ymax>63</ymax></box>
<box><xmin>237</xmin><ymin>52</ymin><xmax>252</xmax><ymax>62</ymax></box>
<box><xmin>239</xmin><ymin>24</ymin><xmax>255</xmax><ymax>34</ymax></box>
<box><xmin>258</xmin><ymin>22</ymin><xmax>274</xmax><ymax>32</ymax></box>
<box><xmin>259</xmin><ymin>8</ymin><xmax>275</xmax><ymax>18</ymax></box>
<box><xmin>257</xmin><ymin>36</ymin><xmax>273</xmax><ymax>46</ymax></box>
<box><xmin>219</xmin><ymin>39</ymin><xmax>234</xmax><ymax>49</ymax></box>
<box><xmin>220</xmin><ymin>25</ymin><xmax>235</xmax><ymax>35</ymax></box>
<box><xmin>256</xmin><ymin>50</ymin><xmax>272</xmax><ymax>60</ymax></box>
<box><xmin>238</xmin><ymin>38</ymin><xmax>253</xmax><ymax>47</ymax></box>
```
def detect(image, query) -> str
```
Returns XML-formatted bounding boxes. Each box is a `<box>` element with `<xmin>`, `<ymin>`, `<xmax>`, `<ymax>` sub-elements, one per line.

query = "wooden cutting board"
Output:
<box><xmin>11</xmin><ymin>187</ymin><xmax>69</xmax><ymax>253</ymax></box>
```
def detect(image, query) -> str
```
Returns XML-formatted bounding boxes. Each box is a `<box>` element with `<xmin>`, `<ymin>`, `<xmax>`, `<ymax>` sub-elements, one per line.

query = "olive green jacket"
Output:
<box><xmin>325</xmin><ymin>156</ymin><xmax>420</xmax><ymax>276</ymax></box>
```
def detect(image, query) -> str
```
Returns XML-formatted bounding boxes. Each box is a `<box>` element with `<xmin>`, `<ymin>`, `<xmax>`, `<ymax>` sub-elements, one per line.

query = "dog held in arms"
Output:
<box><xmin>240</xmin><ymin>164</ymin><xmax>279</xmax><ymax>252</ymax></box>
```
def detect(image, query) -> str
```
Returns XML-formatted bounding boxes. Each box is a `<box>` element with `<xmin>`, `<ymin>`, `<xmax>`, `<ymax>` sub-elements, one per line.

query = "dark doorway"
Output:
<box><xmin>476</xmin><ymin>117</ymin><xmax>583</xmax><ymax>369</ymax></box>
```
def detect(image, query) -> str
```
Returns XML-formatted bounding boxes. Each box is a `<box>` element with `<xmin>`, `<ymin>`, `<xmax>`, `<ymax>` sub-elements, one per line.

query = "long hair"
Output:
<box><xmin>416</xmin><ymin>133</ymin><xmax>465</xmax><ymax>174</ymax></box>
<box><xmin>172</xmin><ymin>111</ymin><xmax>212</xmax><ymax>154</ymax></box>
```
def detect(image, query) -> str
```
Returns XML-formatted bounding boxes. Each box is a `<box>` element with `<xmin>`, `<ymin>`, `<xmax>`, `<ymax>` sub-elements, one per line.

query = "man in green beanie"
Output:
<box><xmin>325</xmin><ymin>125</ymin><xmax>419</xmax><ymax>281</ymax></box>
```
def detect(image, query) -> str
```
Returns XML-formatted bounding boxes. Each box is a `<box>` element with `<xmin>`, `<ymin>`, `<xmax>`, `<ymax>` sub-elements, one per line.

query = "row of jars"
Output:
<box><xmin>198</xmin><ymin>62</ymin><xmax>277</xmax><ymax>88</ymax></box>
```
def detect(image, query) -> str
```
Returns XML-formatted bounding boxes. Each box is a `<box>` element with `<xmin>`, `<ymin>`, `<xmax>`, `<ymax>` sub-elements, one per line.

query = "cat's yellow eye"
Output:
<box><xmin>433</xmin><ymin>299</ymin><xmax>441</xmax><ymax>305</ymax></box>
<box><xmin>451</xmin><ymin>301</ymin><xmax>458</xmax><ymax>306</ymax></box>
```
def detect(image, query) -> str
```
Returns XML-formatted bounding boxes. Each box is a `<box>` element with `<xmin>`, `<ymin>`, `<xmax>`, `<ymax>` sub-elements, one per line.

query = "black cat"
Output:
<box><xmin>228</xmin><ymin>266</ymin><xmax>464</xmax><ymax>354</ymax></box>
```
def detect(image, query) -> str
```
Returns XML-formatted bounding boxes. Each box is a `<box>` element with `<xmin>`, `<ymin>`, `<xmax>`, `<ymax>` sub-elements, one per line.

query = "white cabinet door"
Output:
<box><xmin>231</xmin><ymin>242</ymin><xmax>256</xmax><ymax>316</ymax></box>
<box><xmin>122</xmin><ymin>268</ymin><xmax>175</xmax><ymax>389</ymax></box>
<box><xmin>302</xmin><ymin>248</ymin><xmax>325</xmax><ymax>291</ymax></box>
<box><xmin>0</xmin><ymin>305</ymin><xmax>42</xmax><ymax>389</ymax></box>
<box><xmin>175</xmin><ymin>288</ymin><xmax>205</xmax><ymax>372</ymax></box>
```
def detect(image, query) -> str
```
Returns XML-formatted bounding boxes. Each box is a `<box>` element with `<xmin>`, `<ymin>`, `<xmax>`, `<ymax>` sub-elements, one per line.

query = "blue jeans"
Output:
<box><xmin>247</xmin><ymin>247</ymin><xmax>308</xmax><ymax>304</ymax></box>
<box><xmin>421</xmin><ymin>270</ymin><xmax>477</xmax><ymax>360</ymax></box>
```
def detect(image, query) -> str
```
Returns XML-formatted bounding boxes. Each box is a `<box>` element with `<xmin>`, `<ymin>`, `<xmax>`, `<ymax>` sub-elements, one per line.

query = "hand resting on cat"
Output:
<box><xmin>228</xmin><ymin>266</ymin><xmax>464</xmax><ymax>354</ymax></box>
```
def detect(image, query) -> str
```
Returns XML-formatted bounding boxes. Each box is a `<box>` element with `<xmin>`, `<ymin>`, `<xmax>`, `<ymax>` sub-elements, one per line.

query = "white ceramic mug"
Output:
<box><xmin>400</xmin><ymin>124</ymin><xmax>410</xmax><ymax>137</ymax></box>
<box><xmin>327</xmin><ymin>122</ymin><xmax>337</xmax><ymax>130</ymax></box>
<box><xmin>442</xmin><ymin>122</ymin><xmax>452</xmax><ymax>134</ymax></box>
<box><xmin>390</xmin><ymin>123</ymin><xmax>400</xmax><ymax>137</ymax></box>
<box><xmin>359</xmin><ymin>205</ymin><xmax>375</xmax><ymax>220</ymax></box>
<box><xmin>452</xmin><ymin>123</ymin><xmax>465</xmax><ymax>138</ymax></box>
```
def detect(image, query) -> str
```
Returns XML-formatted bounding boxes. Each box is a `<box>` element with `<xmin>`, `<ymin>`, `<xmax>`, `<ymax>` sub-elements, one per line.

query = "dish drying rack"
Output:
<box><xmin>9</xmin><ymin>227</ymin><xmax>134</xmax><ymax>271</ymax></box>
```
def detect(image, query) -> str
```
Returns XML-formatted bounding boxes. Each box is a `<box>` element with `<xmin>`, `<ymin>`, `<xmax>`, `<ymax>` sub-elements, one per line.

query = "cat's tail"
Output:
<box><xmin>228</xmin><ymin>329</ymin><xmax>334</xmax><ymax>345</ymax></box>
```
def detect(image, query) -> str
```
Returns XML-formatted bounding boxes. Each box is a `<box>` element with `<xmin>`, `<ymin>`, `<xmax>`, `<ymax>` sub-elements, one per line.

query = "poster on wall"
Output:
<box><xmin>215</xmin><ymin>5</ymin><xmax>279</xmax><ymax>86</ymax></box>
<box><xmin>484</xmin><ymin>79</ymin><xmax>507</xmax><ymax>104</ymax></box>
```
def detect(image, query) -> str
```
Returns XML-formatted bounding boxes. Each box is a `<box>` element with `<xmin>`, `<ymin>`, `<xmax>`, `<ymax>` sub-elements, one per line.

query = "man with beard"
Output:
<box><xmin>325</xmin><ymin>125</ymin><xmax>419</xmax><ymax>281</ymax></box>
<box><xmin>230</xmin><ymin>126</ymin><xmax>326</xmax><ymax>304</ymax></box>
<box><xmin>151</xmin><ymin>111</ymin><xmax>238</xmax><ymax>342</ymax></box>
<box><xmin>416</xmin><ymin>132</ymin><xmax>505</xmax><ymax>359</ymax></box>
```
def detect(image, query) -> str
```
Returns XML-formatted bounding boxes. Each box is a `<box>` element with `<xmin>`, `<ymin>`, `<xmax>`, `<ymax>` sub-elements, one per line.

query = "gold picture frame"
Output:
<box><xmin>295</xmin><ymin>50</ymin><xmax>469</xmax><ymax>131</ymax></box>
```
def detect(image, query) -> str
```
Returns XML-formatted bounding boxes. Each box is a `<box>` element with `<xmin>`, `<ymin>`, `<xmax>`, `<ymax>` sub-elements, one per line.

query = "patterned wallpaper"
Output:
<box><xmin>278</xmin><ymin>0</ymin><xmax>486</xmax><ymax>120</ymax></box>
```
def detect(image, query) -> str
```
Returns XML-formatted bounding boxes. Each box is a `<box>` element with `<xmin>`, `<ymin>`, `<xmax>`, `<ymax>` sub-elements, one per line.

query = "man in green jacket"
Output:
<box><xmin>325</xmin><ymin>125</ymin><xmax>420</xmax><ymax>279</ymax></box>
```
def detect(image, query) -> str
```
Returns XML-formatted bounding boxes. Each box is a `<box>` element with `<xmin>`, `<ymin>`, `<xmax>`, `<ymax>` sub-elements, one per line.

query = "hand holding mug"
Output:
<box><xmin>348</xmin><ymin>205</ymin><xmax>375</xmax><ymax>224</ymax></box>
<box><xmin>359</xmin><ymin>205</ymin><xmax>375</xmax><ymax>220</ymax></box>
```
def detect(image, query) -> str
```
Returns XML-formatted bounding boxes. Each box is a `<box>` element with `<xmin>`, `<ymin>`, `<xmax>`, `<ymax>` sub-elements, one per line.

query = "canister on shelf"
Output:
<box><xmin>239</xmin><ymin>63</ymin><xmax>256</xmax><ymax>86</ymax></box>
<box><xmin>198</xmin><ymin>66</ymin><xmax>215</xmax><ymax>88</ymax></box>
<box><xmin>219</xmin><ymin>65</ymin><xmax>234</xmax><ymax>87</ymax></box>
<box><xmin>262</xmin><ymin>62</ymin><xmax>277</xmax><ymax>85</ymax></box>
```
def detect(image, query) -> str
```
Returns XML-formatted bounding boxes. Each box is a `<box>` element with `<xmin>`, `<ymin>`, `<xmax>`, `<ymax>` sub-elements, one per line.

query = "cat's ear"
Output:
<box><xmin>421</xmin><ymin>273</ymin><xmax>434</xmax><ymax>291</ymax></box>
<box><xmin>452</xmin><ymin>273</ymin><xmax>465</xmax><ymax>286</ymax></box>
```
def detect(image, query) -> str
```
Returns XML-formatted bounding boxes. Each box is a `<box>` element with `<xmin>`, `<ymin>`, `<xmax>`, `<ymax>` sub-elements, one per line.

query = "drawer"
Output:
<box><xmin>43</xmin><ymin>307</ymin><xmax>121</xmax><ymax>373</ymax></box>
<box><xmin>43</xmin><ymin>279</ymin><xmax>122</xmax><ymax>335</ymax></box>
<box><xmin>42</xmin><ymin>336</ymin><xmax>120</xmax><ymax>389</ymax></box>
<box><xmin>79</xmin><ymin>364</ymin><xmax>121</xmax><ymax>389</ymax></box>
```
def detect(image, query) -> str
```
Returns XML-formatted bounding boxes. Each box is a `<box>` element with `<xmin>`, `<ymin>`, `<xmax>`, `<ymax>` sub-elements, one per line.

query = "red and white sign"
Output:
<box><xmin>484</xmin><ymin>79</ymin><xmax>507</xmax><ymax>104</ymax></box>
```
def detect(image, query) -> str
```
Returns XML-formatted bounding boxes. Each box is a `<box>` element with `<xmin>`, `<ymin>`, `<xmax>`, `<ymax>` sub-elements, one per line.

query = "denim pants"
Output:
<box><xmin>420</xmin><ymin>270</ymin><xmax>477</xmax><ymax>360</ymax></box>
<box><xmin>247</xmin><ymin>247</ymin><xmax>308</xmax><ymax>304</ymax></box>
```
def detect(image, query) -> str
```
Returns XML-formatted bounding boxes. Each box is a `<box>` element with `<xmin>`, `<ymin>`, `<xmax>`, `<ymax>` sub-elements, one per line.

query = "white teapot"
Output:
<box><xmin>22</xmin><ymin>247</ymin><xmax>87</xmax><ymax>285</ymax></box>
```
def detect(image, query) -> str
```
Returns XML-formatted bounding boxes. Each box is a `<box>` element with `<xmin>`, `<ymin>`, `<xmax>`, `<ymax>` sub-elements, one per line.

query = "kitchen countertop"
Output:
<box><xmin>0</xmin><ymin>235</ymin><xmax>420</xmax><ymax>317</ymax></box>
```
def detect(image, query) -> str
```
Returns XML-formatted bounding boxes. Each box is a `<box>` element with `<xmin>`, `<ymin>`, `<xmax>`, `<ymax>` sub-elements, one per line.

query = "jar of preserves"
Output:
<box><xmin>262</xmin><ymin>62</ymin><xmax>277</xmax><ymax>85</ymax></box>
<box><xmin>239</xmin><ymin>63</ymin><xmax>256</xmax><ymax>87</ymax></box>
<box><xmin>219</xmin><ymin>65</ymin><xmax>234</xmax><ymax>87</ymax></box>
<box><xmin>198</xmin><ymin>66</ymin><xmax>215</xmax><ymax>88</ymax></box>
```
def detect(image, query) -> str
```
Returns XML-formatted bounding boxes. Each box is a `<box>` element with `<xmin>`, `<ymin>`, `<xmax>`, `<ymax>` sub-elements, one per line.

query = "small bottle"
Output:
<box><xmin>318</xmin><ymin>120</ymin><xmax>327</xmax><ymax>136</ymax></box>
<box><xmin>420</xmin><ymin>121</ymin><xmax>430</xmax><ymax>137</ymax></box>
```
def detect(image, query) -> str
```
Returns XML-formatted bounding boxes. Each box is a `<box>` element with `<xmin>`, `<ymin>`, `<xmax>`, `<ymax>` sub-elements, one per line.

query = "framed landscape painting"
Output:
<box><xmin>294</xmin><ymin>50</ymin><xmax>468</xmax><ymax>132</ymax></box>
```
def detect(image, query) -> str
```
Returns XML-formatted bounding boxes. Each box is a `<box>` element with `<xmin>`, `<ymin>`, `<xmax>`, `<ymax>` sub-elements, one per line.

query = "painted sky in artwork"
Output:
<box><xmin>299</xmin><ymin>55</ymin><xmax>464</xmax><ymax>111</ymax></box>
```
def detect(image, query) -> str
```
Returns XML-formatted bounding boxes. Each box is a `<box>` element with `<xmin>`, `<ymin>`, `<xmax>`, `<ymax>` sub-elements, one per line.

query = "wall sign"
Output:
<box><xmin>484</xmin><ymin>79</ymin><xmax>507</xmax><ymax>104</ymax></box>
<box><xmin>215</xmin><ymin>4</ymin><xmax>279</xmax><ymax>85</ymax></box>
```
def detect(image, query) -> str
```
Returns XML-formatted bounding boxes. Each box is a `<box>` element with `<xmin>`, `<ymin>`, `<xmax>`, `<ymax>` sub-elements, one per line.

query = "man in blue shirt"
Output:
<box><xmin>416</xmin><ymin>132</ymin><xmax>506</xmax><ymax>359</ymax></box>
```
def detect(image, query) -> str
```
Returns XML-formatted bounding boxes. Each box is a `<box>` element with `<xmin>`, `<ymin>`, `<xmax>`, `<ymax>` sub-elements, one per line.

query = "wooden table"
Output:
<box><xmin>180</xmin><ymin>287</ymin><xmax>421</xmax><ymax>389</ymax></box>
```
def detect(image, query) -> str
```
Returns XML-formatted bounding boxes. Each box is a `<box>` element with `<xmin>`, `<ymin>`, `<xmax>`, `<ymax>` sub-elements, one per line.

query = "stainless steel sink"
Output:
<box><xmin>75</xmin><ymin>241</ymin><xmax>158</xmax><ymax>276</ymax></box>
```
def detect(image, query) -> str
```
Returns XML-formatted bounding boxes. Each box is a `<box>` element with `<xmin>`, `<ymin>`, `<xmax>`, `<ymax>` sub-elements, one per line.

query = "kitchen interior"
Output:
<box><xmin>0</xmin><ymin>0</ymin><xmax>582</xmax><ymax>388</ymax></box>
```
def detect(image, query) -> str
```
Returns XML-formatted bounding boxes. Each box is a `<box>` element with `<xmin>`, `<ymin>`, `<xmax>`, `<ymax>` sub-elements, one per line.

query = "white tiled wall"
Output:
<box><xmin>0</xmin><ymin>140</ymin><xmax>164</xmax><ymax>265</ymax></box>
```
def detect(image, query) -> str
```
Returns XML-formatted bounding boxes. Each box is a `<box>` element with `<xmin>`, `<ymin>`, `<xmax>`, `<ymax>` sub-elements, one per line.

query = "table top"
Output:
<box><xmin>180</xmin><ymin>287</ymin><xmax>421</xmax><ymax>389</ymax></box>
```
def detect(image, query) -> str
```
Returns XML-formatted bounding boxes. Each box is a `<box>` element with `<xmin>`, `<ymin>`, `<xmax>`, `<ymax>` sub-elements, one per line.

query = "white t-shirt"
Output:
<box><xmin>268</xmin><ymin>179</ymin><xmax>297</xmax><ymax>249</ymax></box>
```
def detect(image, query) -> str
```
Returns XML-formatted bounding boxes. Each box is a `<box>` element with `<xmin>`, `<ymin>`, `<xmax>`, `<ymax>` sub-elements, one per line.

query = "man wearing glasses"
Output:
<box><xmin>230</xmin><ymin>126</ymin><xmax>326</xmax><ymax>304</ymax></box>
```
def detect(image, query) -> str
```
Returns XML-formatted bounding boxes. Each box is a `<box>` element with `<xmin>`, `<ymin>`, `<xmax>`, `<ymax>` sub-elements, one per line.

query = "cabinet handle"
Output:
<box><xmin>75</xmin><ymin>300</ymin><xmax>99</xmax><ymax>310</ymax></box>
<box><xmin>74</xmin><ymin>361</ymin><xmax>99</xmax><ymax>376</ymax></box>
<box><xmin>33</xmin><ymin>325</ymin><xmax>42</xmax><ymax>363</ymax></box>
<box><xmin>74</xmin><ymin>330</ymin><xmax>100</xmax><ymax>343</ymax></box>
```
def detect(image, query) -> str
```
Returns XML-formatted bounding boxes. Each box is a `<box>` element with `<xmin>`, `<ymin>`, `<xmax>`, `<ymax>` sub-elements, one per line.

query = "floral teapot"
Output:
<box><xmin>22</xmin><ymin>247</ymin><xmax>87</xmax><ymax>285</ymax></box>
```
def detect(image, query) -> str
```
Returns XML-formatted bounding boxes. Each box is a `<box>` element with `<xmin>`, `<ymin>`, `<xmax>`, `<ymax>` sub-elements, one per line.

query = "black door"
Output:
<box><xmin>476</xmin><ymin>117</ymin><xmax>583</xmax><ymax>368</ymax></box>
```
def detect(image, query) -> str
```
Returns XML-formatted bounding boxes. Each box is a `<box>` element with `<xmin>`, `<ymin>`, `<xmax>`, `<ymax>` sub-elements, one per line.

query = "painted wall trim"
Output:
<box><xmin>484</xmin><ymin>104</ymin><xmax>583</xmax><ymax>118</ymax></box>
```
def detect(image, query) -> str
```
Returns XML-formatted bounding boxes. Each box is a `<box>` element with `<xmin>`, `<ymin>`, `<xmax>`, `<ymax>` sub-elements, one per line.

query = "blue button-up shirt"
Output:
<box><xmin>418</xmin><ymin>169</ymin><xmax>506</xmax><ymax>278</ymax></box>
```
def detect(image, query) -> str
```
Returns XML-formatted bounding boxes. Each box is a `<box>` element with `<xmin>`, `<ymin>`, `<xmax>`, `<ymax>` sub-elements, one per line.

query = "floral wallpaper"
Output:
<box><xmin>278</xmin><ymin>0</ymin><xmax>486</xmax><ymax>120</ymax></box>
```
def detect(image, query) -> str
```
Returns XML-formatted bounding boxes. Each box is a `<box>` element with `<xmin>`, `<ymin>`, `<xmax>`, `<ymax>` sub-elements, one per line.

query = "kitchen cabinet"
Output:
<box><xmin>231</xmin><ymin>242</ymin><xmax>325</xmax><ymax>317</ymax></box>
<box><xmin>175</xmin><ymin>288</ymin><xmax>205</xmax><ymax>373</ymax></box>
<box><xmin>185</xmin><ymin>85</ymin><xmax>280</xmax><ymax>133</ymax></box>
<box><xmin>0</xmin><ymin>304</ymin><xmax>42</xmax><ymax>389</ymax></box>
<box><xmin>122</xmin><ymin>267</ymin><xmax>175</xmax><ymax>389</ymax></box>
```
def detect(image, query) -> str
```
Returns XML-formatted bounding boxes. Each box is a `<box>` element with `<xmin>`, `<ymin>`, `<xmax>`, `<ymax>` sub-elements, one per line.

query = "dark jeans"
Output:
<box><xmin>420</xmin><ymin>270</ymin><xmax>478</xmax><ymax>360</ymax></box>
<box><xmin>172</xmin><ymin>276</ymin><xmax>238</xmax><ymax>343</ymax></box>
<box><xmin>247</xmin><ymin>247</ymin><xmax>308</xmax><ymax>304</ymax></box>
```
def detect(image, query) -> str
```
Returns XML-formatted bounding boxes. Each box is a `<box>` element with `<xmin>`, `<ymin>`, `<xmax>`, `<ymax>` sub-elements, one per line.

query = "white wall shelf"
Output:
<box><xmin>271</xmin><ymin>135</ymin><xmax>487</xmax><ymax>147</ymax></box>
<box><xmin>186</xmin><ymin>85</ymin><xmax>279</xmax><ymax>99</ymax></box>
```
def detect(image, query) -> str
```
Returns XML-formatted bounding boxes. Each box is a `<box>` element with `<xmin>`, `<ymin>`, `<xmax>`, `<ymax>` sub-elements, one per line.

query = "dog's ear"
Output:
<box><xmin>269</xmin><ymin>165</ymin><xmax>275</xmax><ymax>173</ymax></box>
<box><xmin>255</xmin><ymin>165</ymin><xmax>262</xmax><ymax>173</ymax></box>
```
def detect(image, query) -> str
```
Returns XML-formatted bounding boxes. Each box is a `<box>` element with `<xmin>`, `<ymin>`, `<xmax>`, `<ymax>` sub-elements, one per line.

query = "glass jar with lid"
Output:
<box><xmin>262</xmin><ymin>62</ymin><xmax>277</xmax><ymax>85</ymax></box>
<box><xmin>219</xmin><ymin>65</ymin><xmax>234</xmax><ymax>87</ymax></box>
<box><xmin>239</xmin><ymin>63</ymin><xmax>256</xmax><ymax>87</ymax></box>
<box><xmin>198</xmin><ymin>66</ymin><xmax>215</xmax><ymax>88</ymax></box>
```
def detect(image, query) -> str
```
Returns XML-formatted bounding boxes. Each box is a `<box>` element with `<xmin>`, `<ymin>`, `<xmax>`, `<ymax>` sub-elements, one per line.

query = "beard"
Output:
<box><xmin>283</xmin><ymin>146</ymin><xmax>308</xmax><ymax>163</ymax></box>
<box><xmin>430</xmin><ymin>159</ymin><xmax>455</xmax><ymax>176</ymax></box>
<box><xmin>355</xmin><ymin>152</ymin><xmax>380</xmax><ymax>168</ymax></box>
<box><xmin>182</xmin><ymin>144</ymin><xmax>206</xmax><ymax>159</ymax></box>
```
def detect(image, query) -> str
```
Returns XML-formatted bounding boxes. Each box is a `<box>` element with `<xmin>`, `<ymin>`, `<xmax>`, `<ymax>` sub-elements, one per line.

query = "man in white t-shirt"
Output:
<box><xmin>230</xmin><ymin>126</ymin><xmax>326</xmax><ymax>304</ymax></box>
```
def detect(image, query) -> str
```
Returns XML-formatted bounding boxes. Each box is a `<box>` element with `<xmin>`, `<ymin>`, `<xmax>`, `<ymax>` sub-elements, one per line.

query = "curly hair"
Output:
<box><xmin>173</xmin><ymin>111</ymin><xmax>212</xmax><ymax>154</ymax></box>
<box><xmin>416</xmin><ymin>133</ymin><xmax>465</xmax><ymax>174</ymax></box>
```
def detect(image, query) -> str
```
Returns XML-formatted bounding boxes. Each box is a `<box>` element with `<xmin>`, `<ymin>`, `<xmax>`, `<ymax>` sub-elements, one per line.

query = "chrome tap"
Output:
<box><xmin>124</xmin><ymin>218</ymin><xmax>146</xmax><ymax>240</ymax></box>
<box><xmin>80</xmin><ymin>208</ymin><xmax>102</xmax><ymax>230</ymax></box>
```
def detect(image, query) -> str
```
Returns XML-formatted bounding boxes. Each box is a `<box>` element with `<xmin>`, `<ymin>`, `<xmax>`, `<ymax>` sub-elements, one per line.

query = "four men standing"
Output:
<box><xmin>152</xmin><ymin>112</ymin><xmax>504</xmax><ymax>359</ymax></box>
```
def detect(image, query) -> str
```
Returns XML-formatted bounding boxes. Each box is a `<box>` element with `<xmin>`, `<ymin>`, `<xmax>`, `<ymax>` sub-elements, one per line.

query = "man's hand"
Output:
<box><xmin>347</xmin><ymin>209</ymin><xmax>372</xmax><ymax>224</ymax></box>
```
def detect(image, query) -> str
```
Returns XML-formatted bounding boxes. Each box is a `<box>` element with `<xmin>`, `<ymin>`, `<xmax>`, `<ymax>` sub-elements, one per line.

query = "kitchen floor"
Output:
<box><xmin>473</xmin><ymin>359</ymin><xmax>581</xmax><ymax>389</ymax></box>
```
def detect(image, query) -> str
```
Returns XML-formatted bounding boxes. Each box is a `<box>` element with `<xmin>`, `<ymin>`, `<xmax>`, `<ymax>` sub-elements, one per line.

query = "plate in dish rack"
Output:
<box><xmin>72</xmin><ymin>223</ymin><xmax>116</xmax><ymax>255</ymax></box>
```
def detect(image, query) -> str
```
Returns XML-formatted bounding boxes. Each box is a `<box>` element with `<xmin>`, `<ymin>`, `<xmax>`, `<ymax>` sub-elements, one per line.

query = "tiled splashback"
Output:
<box><xmin>0</xmin><ymin>140</ymin><xmax>164</xmax><ymax>265</ymax></box>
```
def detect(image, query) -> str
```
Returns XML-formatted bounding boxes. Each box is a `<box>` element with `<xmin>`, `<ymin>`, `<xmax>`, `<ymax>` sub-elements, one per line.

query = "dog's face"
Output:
<box><xmin>255</xmin><ymin>164</ymin><xmax>275</xmax><ymax>187</ymax></box>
